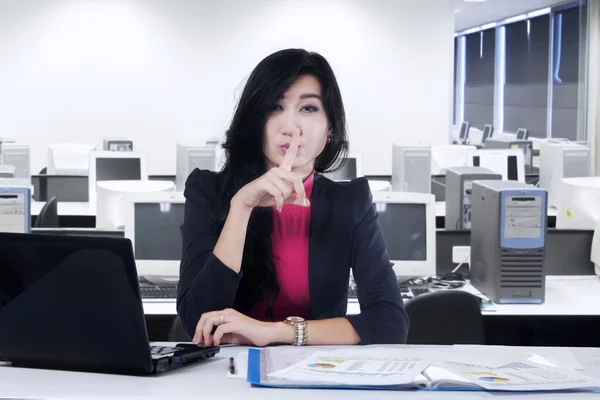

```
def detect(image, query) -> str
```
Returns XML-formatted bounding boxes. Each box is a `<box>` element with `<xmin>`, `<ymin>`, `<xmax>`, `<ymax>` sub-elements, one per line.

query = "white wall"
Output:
<box><xmin>0</xmin><ymin>0</ymin><xmax>454</xmax><ymax>176</ymax></box>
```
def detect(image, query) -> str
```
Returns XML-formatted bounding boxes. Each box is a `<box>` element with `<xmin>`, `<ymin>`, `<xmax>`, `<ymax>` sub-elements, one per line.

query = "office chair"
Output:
<box><xmin>34</xmin><ymin>196</ymin><xmax>59</xmax><ymax>228</ymax></box>
<box><xmin>405</xmin><ymin>290</ymin><xmax>485</xmax><ymax>345</ymax></box>
<box><xmin>168</xmin><ymin>316</ymin><xmax>190</xmax><ymax>342</ymax></box>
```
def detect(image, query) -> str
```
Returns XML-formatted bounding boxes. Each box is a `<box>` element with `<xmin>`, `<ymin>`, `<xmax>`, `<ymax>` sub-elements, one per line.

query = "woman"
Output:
<box><xmin>177</xmin><ymin>48</ymin><xmax>408</xmax><ymax>347</ymax></box>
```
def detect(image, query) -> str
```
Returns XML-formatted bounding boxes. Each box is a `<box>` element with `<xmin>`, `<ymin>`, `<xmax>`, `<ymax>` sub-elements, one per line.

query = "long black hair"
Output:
<box><xmin>216</xmin><ymin>49</ymin><xmax>349</xmax><ymax>319</ymax></box>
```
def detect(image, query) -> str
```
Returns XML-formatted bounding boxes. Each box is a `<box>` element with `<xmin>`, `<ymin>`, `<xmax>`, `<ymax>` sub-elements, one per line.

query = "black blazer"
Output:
<box><xmin>177</xmin><ymin>169</ymin><xmax>409</xmax><ymax>345</ymax></box>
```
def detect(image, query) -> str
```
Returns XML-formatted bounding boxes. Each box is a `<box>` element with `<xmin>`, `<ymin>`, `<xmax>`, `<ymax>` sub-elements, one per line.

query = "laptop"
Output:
<box><xmin>0</xmin><ymin>232</ymin><xmax>219</xmax><ymax>375</ymax></box>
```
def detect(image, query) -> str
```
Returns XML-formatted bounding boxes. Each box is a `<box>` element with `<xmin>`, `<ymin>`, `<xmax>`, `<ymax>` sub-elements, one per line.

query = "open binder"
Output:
<box><xmin>247</xmin><ymin>347</ymin><xmax>600</xmax><ymax>392</ymax></box>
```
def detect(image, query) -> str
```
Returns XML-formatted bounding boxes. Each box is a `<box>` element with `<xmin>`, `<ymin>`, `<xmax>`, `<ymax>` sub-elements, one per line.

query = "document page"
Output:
<box><xmin>439</xmin><ymin>359</ymin><xmax>600</xmax><ymax>391</ymax></box>
<box><xmin>268</xmin><ymin>351</ymin><xmax>430</xmax><ymax>386</ymax></box>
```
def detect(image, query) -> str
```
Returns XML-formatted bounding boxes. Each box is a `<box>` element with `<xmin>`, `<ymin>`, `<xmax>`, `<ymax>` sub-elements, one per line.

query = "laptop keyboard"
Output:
<box><xmin>139</xmin><ymin>286</ymin><xmax>177</xmax><ymax>299</ymax></box>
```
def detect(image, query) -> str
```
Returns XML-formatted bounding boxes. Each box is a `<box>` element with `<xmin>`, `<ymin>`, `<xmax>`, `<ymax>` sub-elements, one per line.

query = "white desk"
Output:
<box><xmin>0</xmin><ymin>345</ymin><xmax>598</xmax><ymax>399</ymax></box>
<box><xmin>143</xmin><ymin>276</ymin><xmax>600</xmax><ymax>317</ymax></box>
<box><xmin>31</xmin><ymin>201</ymin><xmax>95</xmax><ymax>217</ymax></box>
<box><xmin>435</xmin><ymin>202</ymin><xmax>558</xmax><ymax>218</ymax></box>
<box><xmin>367</xmin><ymin>180</ymin><xmax>391</xmax><ymax>192</ymax></box>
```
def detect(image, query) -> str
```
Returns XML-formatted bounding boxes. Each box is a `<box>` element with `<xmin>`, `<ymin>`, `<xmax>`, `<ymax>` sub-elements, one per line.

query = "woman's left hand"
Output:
<box><xmin>192</xmin><ymin>308</ymin><xmax>283</xmax><ymax>347</ymax></box>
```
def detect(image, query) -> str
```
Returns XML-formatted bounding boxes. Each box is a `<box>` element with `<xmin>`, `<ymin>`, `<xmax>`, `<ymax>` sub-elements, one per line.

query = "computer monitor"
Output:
<box><xmin>96</xmin><ymin>180</ymin><xmax>175</xmax><ymax>229</ymax></box>
<box><xmin>516</xmin><ymin>128</ymin><xmax>529</xmax><ymax>140</ymax></box>
<box><xmin>88</xmin><ymin>151</ymin><xmax>148</xmax><ymax>208</ymax></box>
<box><xmin>175</xmin><ymin>144</ymin><xmax>219</xmax><ymax>191</ymax></box>
<box><xmin>322</xmin><ymin>152</ymin><xmax>364</xmax><ymax>181</ymax></box>
<box><xmin>32</xmin><ymin>175</ymin><xmax>89</xmax><ymax>202</ymax></box>
<box><xmin>483</xmin><ymin>137</ymin><xmax>533</xmax><ymax>173</ymax></box>
<box><xmin>0</xmin><ymin>143</ymin><xmax>30</xmax><ymax>179</ymax></box>
<box><xmin>458</xmin><ymin>121</ymin><xmax>470</xmax><ymax>144</ymax></box>
<box><xmin>482</xmin><ymin>124</ymin><xmax>494</xmax><ymax>143</ymax></box>
<box><xmin>592</xmin><ymin>219</ymin><xmax>600</xmax><ymax>276</ymax></box>
<box><xmin>391</xmin><ymin>144</ymin><xmax>431</xmax><ymax>193</ymax></box>
<box><xmin>124</xmin><ymin>192</ymin><xmax>185</xmax><ymax>285</ymax></box>
<box><xmin>539</xmin><ymin>141</ymin><xmax>591</xmax><ymax>208</ymax></box>
<box><xmin>0</xmin><ymin>165</ymin><xmax>15</xmax><ymax>178</ymax></box>
<box><xmin>372</xmin><ymin>191</ymin><xmax>436</xmax><ymax>282</ymax></box>
<box><xmin>465</xmin><ymin>149</ymin><xmax>526</xmax><ymax>182</ymax></box>
<box><xmin>555</xmin><ymin>177</ymin><xmax>600</xmax><ymax>230</ymax></box>
<box><xmin>103</xmin><ymin>138</ymin><xmax>133</xmax><ymax>152</ymax></box>
<box><xmin>47</xmin><ymin>143</ymin><xmax>96</xmax><ymax>175</ymax></box>
<box><xmin>431</xmin><ymin>144</ymin><xmax>476</xmax><ymax>175</ymax></box>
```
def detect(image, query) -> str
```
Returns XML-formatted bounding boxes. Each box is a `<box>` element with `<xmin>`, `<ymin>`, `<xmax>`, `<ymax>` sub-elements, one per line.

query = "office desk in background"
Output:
<box><xmin>0</xmin><ymin>345</ymin><xmax>598</xmax><ymax>399</ymax></box>
<box><xmin>144</xmin><ymin>276</ymin><xmax>600</xmax><ymax>347</ymax></box>
<box><xmin>143</xmin><ymin>276</ymin><xmax>600</xmax><ymax>317</ymax></box>
<box><xmin>31</xmin><ymin>201</ymin><xmax>95</xmax><ymax>217</ymax></box>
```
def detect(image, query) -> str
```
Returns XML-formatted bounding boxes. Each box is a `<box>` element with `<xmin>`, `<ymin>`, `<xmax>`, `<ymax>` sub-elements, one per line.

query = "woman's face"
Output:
<box><xmin>264</xmin><ymin>74</ymin><xmax>330</xmax><ymax>176</ymax></box>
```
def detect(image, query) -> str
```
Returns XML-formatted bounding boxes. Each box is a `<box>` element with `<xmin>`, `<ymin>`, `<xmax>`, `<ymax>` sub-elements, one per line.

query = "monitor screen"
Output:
<box><xmin>459</xmin><ymin>121</ymin><xmax>469</xmax><ymax>140</ymax></box>
<box><xmin>133</xmin><ymin>202</ymin><xmax>184</xmax><ymax>261</ymax></box>
<box><xmin>46</xmin><ymin>176</ymin><xmax>88</xmax><ymax>202</ymax></box>
<box><xmin>95</xmin><ymin>158</ymin><xmax>141</xmax><ymax>182</ymax></box>
<box><xmin>324</xmin><ymin>158</ymin><xmax>357</xmax><ymax>181</ymax></box>
<box><xmin>482</xmin><ymin>125</ymin><xmax>493</xmax><ymax>142</ymax></box>
<box><xmin>375</xmin><ymin>203</ymin><xmax>427</xmax><ymax>261</ymax></box>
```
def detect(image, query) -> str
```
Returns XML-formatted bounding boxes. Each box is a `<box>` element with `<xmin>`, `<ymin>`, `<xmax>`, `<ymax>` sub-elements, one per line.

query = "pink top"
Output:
<box><xmin>248</xmin><ymin>173</ymin><xmax>314</xmax><ymax>322</ymax></box>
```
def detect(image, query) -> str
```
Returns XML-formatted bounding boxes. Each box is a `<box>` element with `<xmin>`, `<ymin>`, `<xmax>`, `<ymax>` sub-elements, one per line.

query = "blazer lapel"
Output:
<box><xmin>308</xmin><ymin>174</ymin><xmax>328</xmax><ymax>319</ymax></box>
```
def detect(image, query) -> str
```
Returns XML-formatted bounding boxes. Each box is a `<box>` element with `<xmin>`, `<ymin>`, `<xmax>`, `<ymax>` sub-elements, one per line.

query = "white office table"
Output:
<box><xmin>30</xmin><ymin>185</ymin><xmax>391</xmax><ymax>217</ymax></box>
<box><xmin>31</xmin><ymin>201</ymin><xmax>95</xmax><ymax>217</ymax></box>
<box><xmin>367</xmin><ymin>180</ymin><xmax>391</xmax><ymax>192</ymax></box>
<box><xmin>143</xmin><ymin>276</ymin><xmax>600</xmax><ymax>317</ymax></box>
<box><xmin>0</xmin><ymin>345</ymin><xmax>598</xmax><ymax>399</ymax></box>
<box><xmin>435</xmin><ymin>202</ymin><xmax>558</xmax><ymax>218</ymax></box>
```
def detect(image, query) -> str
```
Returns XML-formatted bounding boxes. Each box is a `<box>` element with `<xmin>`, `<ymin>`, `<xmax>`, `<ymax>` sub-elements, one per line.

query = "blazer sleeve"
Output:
<box><xmin>176</xmin><ymin>169</ymin><xmax>242</xmax><ymax>339</ymax></box>
<box><xmin>344</xmin><ymin>179</ymin><xmax>410</xmax><ymax>344</ymax></box>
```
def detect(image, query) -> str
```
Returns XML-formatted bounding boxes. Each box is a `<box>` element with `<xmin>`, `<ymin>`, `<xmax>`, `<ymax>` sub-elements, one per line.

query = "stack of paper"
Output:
<box><xmin>247</xmin><ymin>346</ymin><xmax>600</xmax><ymax>392</ymax></box>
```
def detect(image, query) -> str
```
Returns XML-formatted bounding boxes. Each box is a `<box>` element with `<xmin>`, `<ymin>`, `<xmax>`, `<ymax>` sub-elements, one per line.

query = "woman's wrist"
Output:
<box><xmin>231</xmin><ymin>194</ymin><xmax>253</xmax><ymax>216</ymax></box>
<box><xmin>270</xmin><ymin>322</ymin><xmax>295</xmax><ymax>345</ymax></box>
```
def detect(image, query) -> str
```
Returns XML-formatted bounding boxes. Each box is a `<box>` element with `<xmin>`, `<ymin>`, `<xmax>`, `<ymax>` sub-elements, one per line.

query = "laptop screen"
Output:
<box><xmin>0</xmin><ymin>234</ymin><xmax>137</xmax><ymax>311</ymax></box>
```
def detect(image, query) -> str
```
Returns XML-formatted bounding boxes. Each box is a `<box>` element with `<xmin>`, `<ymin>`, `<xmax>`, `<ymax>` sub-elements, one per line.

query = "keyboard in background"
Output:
<box><xmin>139</xmin><ymin>285</ymin><xmax>177</xmax><ymax>300</ymax></box>
<box><xmin>348</xmin><ymin>281</ymin><xmax>430</xmax><ymax>300</ymax></box>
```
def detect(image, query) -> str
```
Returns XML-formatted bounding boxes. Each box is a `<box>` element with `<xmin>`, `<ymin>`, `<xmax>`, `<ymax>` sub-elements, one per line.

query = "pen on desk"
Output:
<box><xmin>229</xmin><ymin>357</ymin><xmax>236</xmax><ymax>375</ymax></box>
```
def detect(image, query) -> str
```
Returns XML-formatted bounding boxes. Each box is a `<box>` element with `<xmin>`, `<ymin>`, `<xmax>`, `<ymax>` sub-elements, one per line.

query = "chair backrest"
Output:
<box><xmin>405</xmin><ymin>290</ymin><xmax>485</xmax><ymax>345</ymax></box>
<box><xmin>168</xmin><ymin>316</ymin><xmax>189</xmax><ymax>342</ymax></box>
<box><xmin>34</xmin><ymin>196</ymin><xmax>59</xmax><ymax>228</ymax></box>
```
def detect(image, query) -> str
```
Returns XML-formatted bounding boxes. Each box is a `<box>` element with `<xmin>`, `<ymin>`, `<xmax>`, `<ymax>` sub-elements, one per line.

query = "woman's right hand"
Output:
<box><xmin>232</xmin><ymin>132</ymin><xmax>309</xmax><ymax>213</ymax></box>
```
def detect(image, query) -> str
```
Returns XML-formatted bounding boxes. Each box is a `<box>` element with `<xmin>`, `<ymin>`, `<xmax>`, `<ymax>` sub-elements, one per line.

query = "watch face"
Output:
<box><xmin>287</xmin><ymin>316</ymin><xmax>305</xmax><ymax>323</ymax></box>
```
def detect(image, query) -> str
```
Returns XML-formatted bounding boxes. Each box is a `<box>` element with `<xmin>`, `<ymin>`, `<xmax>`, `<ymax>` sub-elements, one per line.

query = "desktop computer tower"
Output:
<box><xmin>444</xmin><ymin>167</ymin><xmax>502</xmax><ymax>230</ymax></box>
<box><xmin>484</xmin><ymin>138</ymin><xmax>533</xmax><ymax>174</ymax></box>
<box><xmin>176</xmin><ymin>144</ymin><xmax>218</xmax><ymax>191</ymax></box>
<box><xmin>1</xmin><ymin>143</ymin><xmax>30</xmax><ymax>179</ymax></box>
<box><xmin>470</xmin><ymin>180</ymin><xmax>547</xmax><ymax>304</ymax></box>
<box><xmin>0</xmin><ymin>186</ymin><xmax>31</xmax><ymax>233</ymax></box>
<box><xmin>391</xmin><ymin>144</ymin><xmax>431</xmax><ymax>193</ymax></box>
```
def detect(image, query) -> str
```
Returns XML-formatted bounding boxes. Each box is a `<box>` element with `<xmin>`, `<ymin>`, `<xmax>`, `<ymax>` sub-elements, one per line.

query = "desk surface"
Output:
<box><xmin>143</xmin><ymin>276</ymin><xmax>600</xmax><ymax>317</ymax></box>
<box><xmin>31</xmin><ymin>201</ymin><xmax>95</xmax><ymax>217</ymax></box>
<box><xmin>34</xmin><ymin>198</ymin><xmax>561</xmax><ymax>218</ymax></box>
<box><xmin>0</xmin><ymin>345</ymin><xmax>598</xmax><ymax>399</ymax></box>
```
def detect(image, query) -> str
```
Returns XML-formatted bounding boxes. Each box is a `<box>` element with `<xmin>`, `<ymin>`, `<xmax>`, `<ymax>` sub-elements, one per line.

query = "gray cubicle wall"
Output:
<box><xmin>436</xmin><ymin>229</ymin><xmax>595</xmax><ymax>276</ymax></box>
